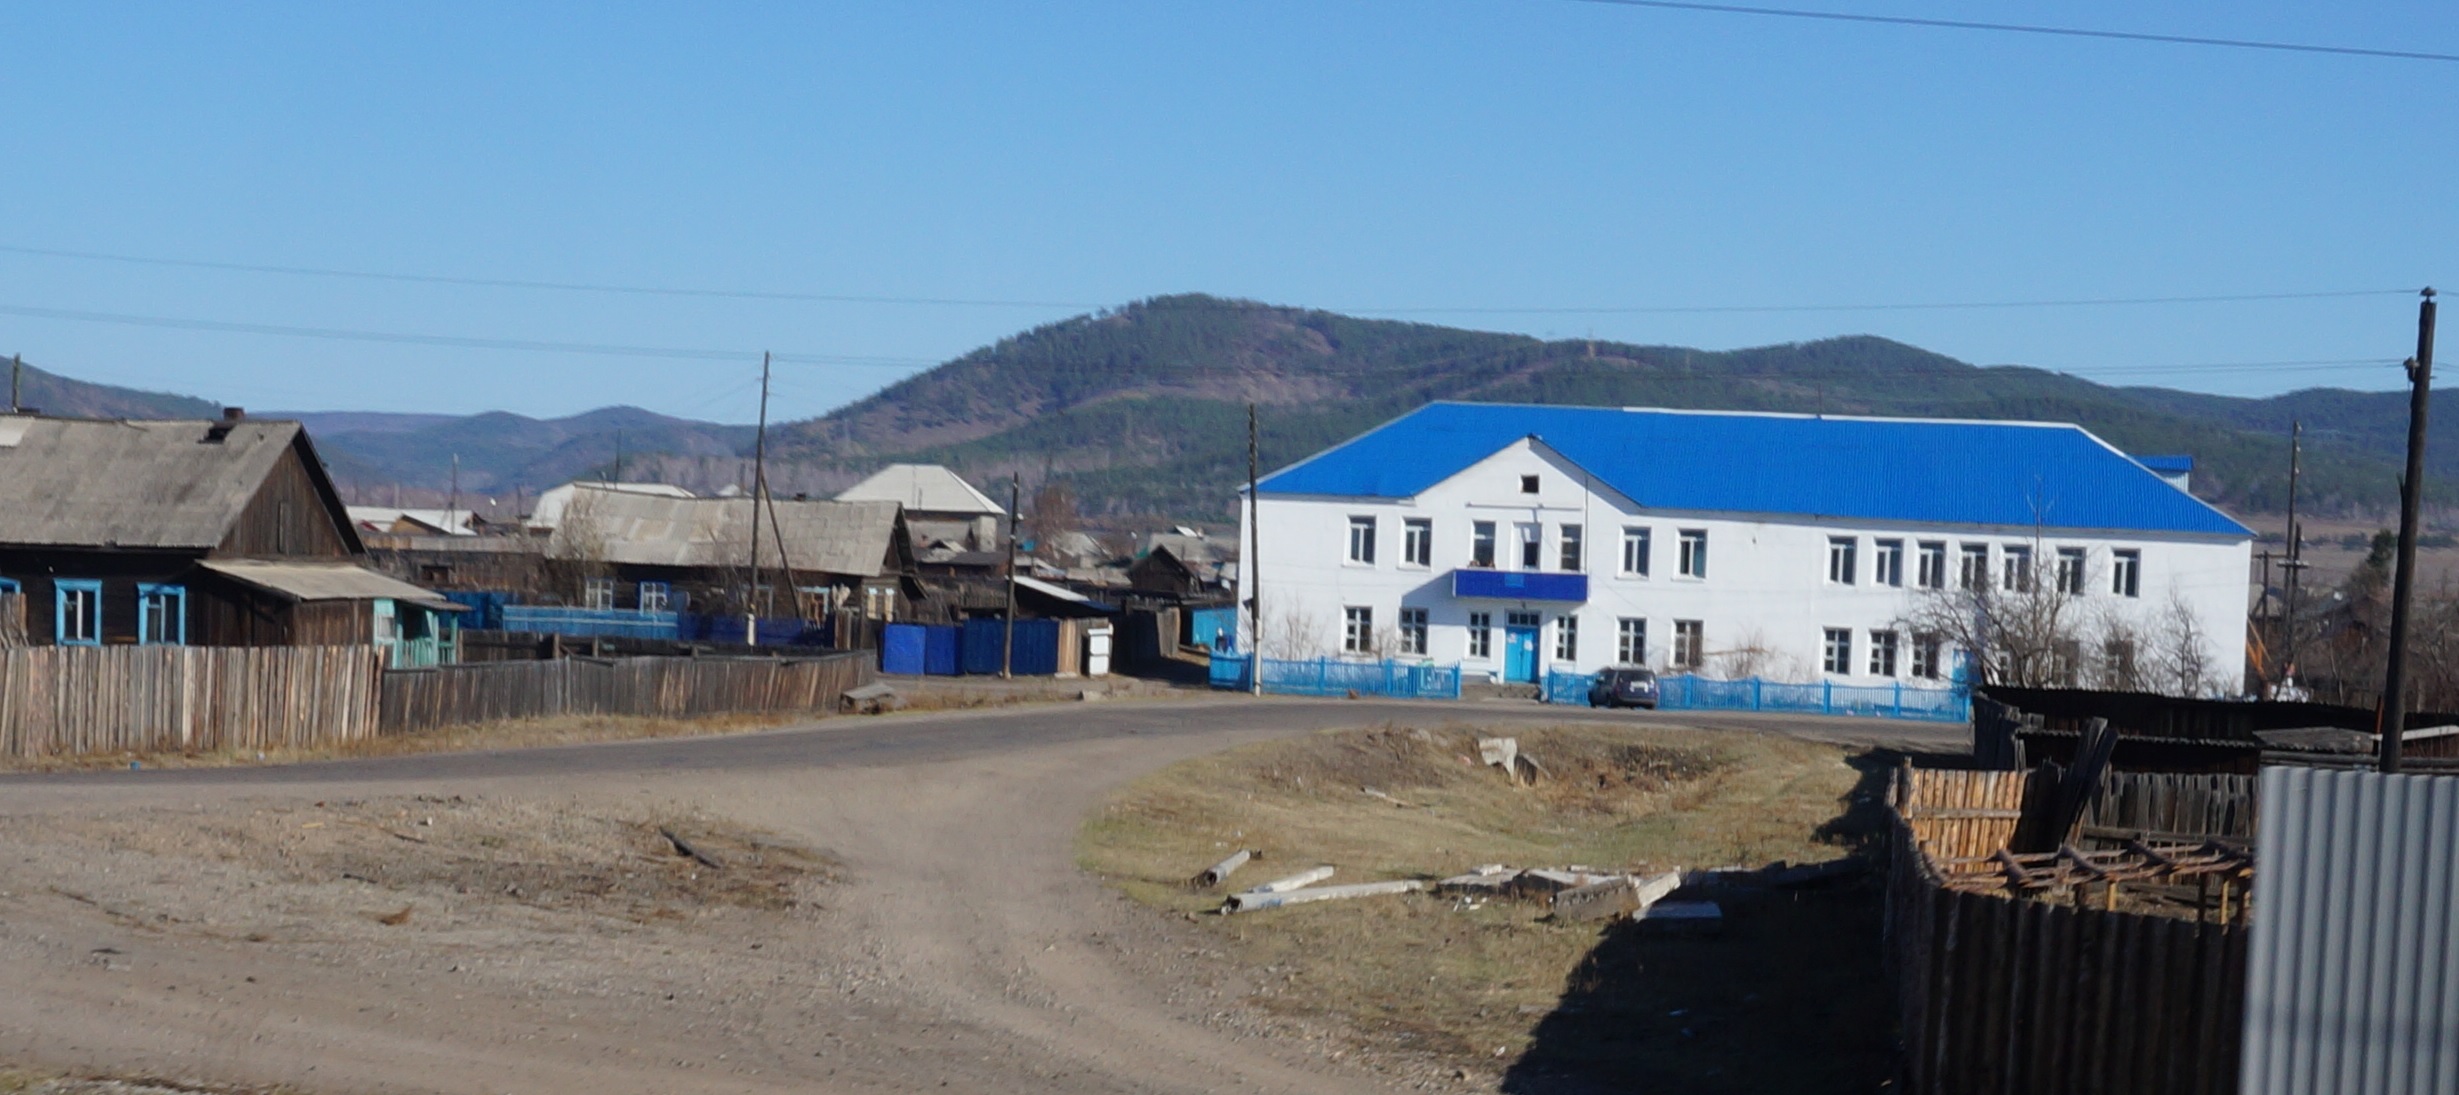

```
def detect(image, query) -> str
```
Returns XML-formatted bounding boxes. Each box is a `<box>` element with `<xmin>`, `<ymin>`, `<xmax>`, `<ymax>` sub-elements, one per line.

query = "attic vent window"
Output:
<box><xmin>1519</xmin><ymin>475</ymin><xmax>1539</xmax><ymax>494</ymax></box>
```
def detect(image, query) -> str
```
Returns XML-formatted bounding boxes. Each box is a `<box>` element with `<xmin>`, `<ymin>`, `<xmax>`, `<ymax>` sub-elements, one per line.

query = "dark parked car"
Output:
<box><xmin>1588</xmin><ymin>666</ymin><xmax>1660</xmax><ymax>709</ymax></box>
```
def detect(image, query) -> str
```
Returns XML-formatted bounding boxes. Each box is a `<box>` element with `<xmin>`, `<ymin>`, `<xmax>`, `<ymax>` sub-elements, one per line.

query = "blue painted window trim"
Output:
<box><xmin>137</xmin><ymin>582</ymin><xmax>187</xmax><ymax>646</ymax></box>
<box><xmin>0</xmin><ymin>576</ymin><xmax>19</xmax><ymax>594</ymax></box>
<box><xmin>55</xmin><ymin>579</ymin><xmax>103</xmax><ymax>646</ymax></box>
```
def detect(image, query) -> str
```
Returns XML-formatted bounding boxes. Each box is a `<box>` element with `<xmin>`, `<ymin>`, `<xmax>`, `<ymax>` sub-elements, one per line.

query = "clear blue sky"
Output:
<box><xmin>1</xmin><ymin>2</ymin><xmax>2451</xmax><ymax>423</ymax></box>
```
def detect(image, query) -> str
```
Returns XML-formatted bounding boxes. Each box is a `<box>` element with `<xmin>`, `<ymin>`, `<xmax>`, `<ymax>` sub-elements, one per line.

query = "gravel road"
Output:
<box><xmin>0</xmin><ymin>696</ymin><xmax>1961</xmax><ymax>1094</ymax></box>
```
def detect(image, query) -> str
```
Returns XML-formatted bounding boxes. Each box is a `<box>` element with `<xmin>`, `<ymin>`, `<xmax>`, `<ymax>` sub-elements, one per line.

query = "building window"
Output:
<box><xmin>138</xmin><ymin>583</ymin><xmax>186</xmax><ymax>646</ymax></box>
<box><xmin>56</xmin><ymin>579</ymin><xmax>102</xmax><ymax>646</ymax></box>
<box><xmin>1343</xmin><ymin>606</ymin><xmax>1374</xmax><ymax>654</ymax></box>
<box><xmin>2112</xmin><ymin>549</ymin><xmax>2141</xmax><ymax>598</ymax></box>
<box><xmin>2001</xmin><ymin>545</ymin><xmax>2033</xmax><ymax>593</ymax></box>
<box><xmin>1959</xmin><ymin>544</ymin><xmax>1990</xmax><ymax>591</ymax></box>
<box><xmin>1677</xmin><ymin>529</ymin><xmax>1708</xmax><ymax>579</ymax></box>
<box><xmin>1347</xmin><ymin>516</ymin><xmax>1377</xmax><ymax>564</ymax></box>
<box><xmin>1911</xmin><ymin>633</ymin><xmax>1943</xmax><ymax>680</ymax></box>
<box><xmin>1822</xmin><ymin>628</ymin><xmax>1853</xmax><ymax>674</ymax></box>
<box><xmin>638</xmin><ymin>581</ymin><xmax>672</xmax><ymax>613</ymax></box>
<box><xmin>1398</xmin><ymin>608</ymin><xmax>1428</xmax><ymax>656</ymax></box>
<box><xmin>1874</xmin><ymin>539</ymin><xmax>1905</xmax><ymax>588</ymax></box>
<box><xmin>1617</xmin><ymin>617</ymin><xmax>1647</xmax><ymax>665</ymax></box>
<box><xmin>2054</xmin><ymin>547</ymin><xmax>2087</xmax><ymax>595</ymax></box>
<box><xmin>1620</xmin><ymin>527</ymin><xmax>1651</xmax><ymax>577</ymax></box>
<box><xmin>2052</xmin><ymin>639</ymin><xmax>2082</xmax><ymax>686</ymax></box>
<box><xmin>1471</xmin><ymin>521</ymin><xmax>1497</xmax><ymax>568</ymax></box>
<box><xmin>1519</xmin><ymin>474</ymin><xmax>1539</xmax><ymax>494</ymax></box>
<box><xmin>1507</xmin><ymin>609</ymin><xmax>1541</xmax><ymax>629</ymax></box>
<box><xmin>1516</xmin><ymin>523</ymin><xmax>1542</xmax><ymax>569</ymax></box>
<box><xmin>1868</xmin><ymin>629</ymin><xmax>1899</xmax><ymax>677</ymax></box>
<box><xmin>1826</xmin><ymin>537</ymin><xmax>1858</xmax><ymax>585</ymax></box>
<box><xmin>1559</xmin><ymin>524</ymin><xmax>1583</xmax><ymax>571</ymax></box>
<box><xmin>584</xmin><ymin>577</ymin><xmax>617</xmax><ymax>610</ymax></box>
<box><xmin>1467</xmin><ymin>611</ymin><xmax>1492</xmax><ymax>659</ymax></box>
<box><xmin>1554</xmin><ymin>614</ymin><xmax>1579</xmax><ymax>661</ymax></box>
<box><xmin>1672</xmin><ymin>620</ymin><xmax>1704</xmax><ymax>670</ymax></box>
<box><xmin>1402</xmin><ymin>518</ymin><xmax>1433</xmax><ymax>567</ymax></box>
<box><xmin>1916</xmin><ymin>541</ymin><xmax>1947</xmax><ymax>590</ymax></box>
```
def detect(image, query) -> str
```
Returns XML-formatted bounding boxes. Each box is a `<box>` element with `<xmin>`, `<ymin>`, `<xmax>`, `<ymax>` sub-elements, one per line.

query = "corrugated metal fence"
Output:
<box><xmin>378</xmin><ymin>652</ymin><xmax>874</xmax><ymax>734</ymax></box>
<box><xmin>1889</xmin><ymin>766</ymin><xmax>2249</xmax><ymax>1094</ymax></box>
<box><xmin>2242</xmin><ymin>767</ymin><xmax>2459</xmax><ymax>1095</ymax></box>
<box><xmin>0</xmin><ymin>644</ymin><xmax>382</xmax><ymax>757</ymax></box>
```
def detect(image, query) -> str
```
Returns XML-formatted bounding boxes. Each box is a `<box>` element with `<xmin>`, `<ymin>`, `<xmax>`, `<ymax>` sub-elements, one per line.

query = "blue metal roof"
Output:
<box><xmin>2130</xmin><ymin>454</ymin><xmax>2195</xmax><ymax>474</ymax></box>
<box><xmin>1259</xmin><ymin>403</ymin><xmax>2249</xmax><ymax>537</ymax></box>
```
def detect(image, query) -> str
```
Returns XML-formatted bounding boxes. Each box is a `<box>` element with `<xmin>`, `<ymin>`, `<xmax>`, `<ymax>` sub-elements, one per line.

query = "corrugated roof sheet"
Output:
<box><xmin>835</xmin><ymin>464</ymin><xmax>1005</xmax><ymax>516</ymax></box>
<box><xmin>548</xmin><ymin>487</ymin><xmax>901</xmax><ymax>577</ymax></box>
<box><xmin>2244</xmin><ymin>766</ymin><xmax>2459</xmax><ymax>1094</ymax></box>
<box><xmin>200</xmin><ymin>559</ymin><xmax>460</xmax><ymax>610</ymax></box>
<box><xmin>1258</xmin><ymin>403</ymin><xmax>2249</xmax><ymax>536</ymax></box>
<box><xmin>0</xmin><ymin>417</ymin><xmax>309</xmax><ymax>549</ymax></box>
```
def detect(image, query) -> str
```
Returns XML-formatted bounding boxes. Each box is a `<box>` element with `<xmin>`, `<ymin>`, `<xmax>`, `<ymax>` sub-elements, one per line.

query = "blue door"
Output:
<box><xmin>1503</xmin><ymin>627</ymin><xmax>1539</xmax><ymax>683</ymax></box>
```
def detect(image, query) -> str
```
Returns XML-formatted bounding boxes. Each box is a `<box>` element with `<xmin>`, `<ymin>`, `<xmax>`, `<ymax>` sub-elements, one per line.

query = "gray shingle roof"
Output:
<box><xmin>0</xmin><ymin>417</ymin><xmax>307</xmax><ymax>550</ymax></box>
<box><xmin>547</xmin><ymin>486</ymin><xmax>903</xmax><ymax>577</ymax></box>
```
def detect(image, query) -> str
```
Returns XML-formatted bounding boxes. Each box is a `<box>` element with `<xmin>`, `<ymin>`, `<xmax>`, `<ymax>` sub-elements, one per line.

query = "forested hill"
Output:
<box><xmin>770</xmin><ymin>294</ymin><xmax>2420</xmax><ymax>520</ymax></box>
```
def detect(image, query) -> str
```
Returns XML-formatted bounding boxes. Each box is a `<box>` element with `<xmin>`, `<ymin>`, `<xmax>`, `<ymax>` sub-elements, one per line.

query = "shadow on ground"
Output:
<box><xmin>1500</xmin><ymin>750</ymin><xmax>1912</xmax><ymax>1094</ymax></box>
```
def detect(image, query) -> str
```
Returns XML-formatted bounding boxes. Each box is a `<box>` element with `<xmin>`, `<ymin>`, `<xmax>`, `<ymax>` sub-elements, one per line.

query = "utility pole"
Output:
<box><xmin>2381</xmin><ymin>289</ymin><xmax>2436</xmax><ymax>774</ymax></box>
<box><xmin>2281</xmin><ymin>421</ymin><xmax>2305</xmax><ymax>691</ymax></box>
<box><xmin>447</xmin><ymin>454</ymin><xmax>461</xmax><ymax>529</ymax></box>
<box><xmin>613</xmin><ymin>429</ymin><xmax>625</xmax><ymax>482</ymax></box>
<box><xmin>747</xmin><ymin>353</ymin><xmax>771</xmax><ymax>646</ymax></box>
<box><xmin>8</xmin><ymin>354</ymin><xmax>19</xmax><ymax>413</ymax></box>
<box><xmin>1002</xmin><ymin>472</ymin><xmax>1020</xmax><ymax>679</ymax></box>
<box><xmin>1247</xmin><ymin>403</ymin><xmax>1262</xmax><ymax>695</ymax></box>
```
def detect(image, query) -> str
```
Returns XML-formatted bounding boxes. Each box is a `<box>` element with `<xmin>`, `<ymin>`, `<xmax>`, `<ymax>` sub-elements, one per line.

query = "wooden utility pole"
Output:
<box><xmin>2281</xmin><ymin>420</ymin><xmax>2305</xmax><ymax>689</ymax></box>
<box><xmin>446</xmin><ymin>454</ymin><xmax>460</xmax><ymax>529</ymax></box>
<box><xmin>1002</xmin><ymin>472</ymin><xmax>1020</xmax><ymax>679</ymax></box>
<box><xmin>747</xmin><ymin>353</ymin><xmax>771</xmax><ymax>646</ymax></box>
<box><xmin>1247</xmin><ymin>403</ymin><xmax>1262</xmax><ymax>695</ymax></box>
<box><xmin>2381</xmin><ymin>289</ymin><xmax>2436</xmax><ymax>774</ymax></box>
<box><xmin>8</xmin><ymin>353</ymin><xmax>19</xmax><ymax>413</ymax></box>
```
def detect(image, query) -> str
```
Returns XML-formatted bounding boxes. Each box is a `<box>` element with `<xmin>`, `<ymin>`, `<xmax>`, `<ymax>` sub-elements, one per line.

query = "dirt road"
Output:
<box><xmin>0</xmin><ymin>697</ymin><xmax>1960</xmax><ymax>1094</ymax></box>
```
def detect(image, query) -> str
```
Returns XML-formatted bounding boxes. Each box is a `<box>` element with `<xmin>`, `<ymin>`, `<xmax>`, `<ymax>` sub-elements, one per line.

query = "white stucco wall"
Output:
<box><xmin>1237</xmin><ymin>438</ymin><xmax>2252</xmax><ymax>694</ymax></box>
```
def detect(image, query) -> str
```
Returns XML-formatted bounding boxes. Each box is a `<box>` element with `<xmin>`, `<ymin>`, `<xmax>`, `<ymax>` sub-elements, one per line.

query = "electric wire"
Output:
<box><xmin>1563</xmin><ymin>0</ymin><xmax>2459</xmax><ymax>65</ymax></box>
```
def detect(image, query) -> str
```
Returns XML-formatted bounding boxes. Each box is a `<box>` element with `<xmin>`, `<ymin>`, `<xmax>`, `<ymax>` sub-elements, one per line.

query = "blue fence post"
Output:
<box><xmin>1893</xmin><ymin>680</ymin><xmax>1904</xmax><ymax>719</ymax></box>
<box><xmin>1751</xmin><ymin>677</ymin><xmax>1763</xmax><ymax>711</ymax></box>
<box><xmin>1822</xmin><ymin>679</ymin><xmax>1834</xmax><ymax>715</ymax></box>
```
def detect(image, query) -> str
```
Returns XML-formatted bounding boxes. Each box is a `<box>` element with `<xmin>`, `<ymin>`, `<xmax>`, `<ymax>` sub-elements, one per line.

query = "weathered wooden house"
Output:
<box><xmin>0</xmin><ymin>412</ymin><xmax>462</xmax><ymax>663</ymax></box>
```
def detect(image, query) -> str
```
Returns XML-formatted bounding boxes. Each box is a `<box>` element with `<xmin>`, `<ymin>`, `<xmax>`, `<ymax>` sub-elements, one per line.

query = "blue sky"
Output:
<box><xmin>0</xmin><ymin>2</ymin><xmax>2451</xmax><ymax>423</ymax></box>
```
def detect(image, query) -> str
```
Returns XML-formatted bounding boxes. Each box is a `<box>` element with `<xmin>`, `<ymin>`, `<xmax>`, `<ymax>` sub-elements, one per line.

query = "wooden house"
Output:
<box><xmin>0</xmin><ymin>412</ymin><xmax>462</xmax><ymax>664</ymax></box>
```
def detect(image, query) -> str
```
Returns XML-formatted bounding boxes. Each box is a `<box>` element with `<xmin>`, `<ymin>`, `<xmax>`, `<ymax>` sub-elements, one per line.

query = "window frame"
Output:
<box><xmin>1868</xmin><ymin>629</ymin><xmax>1899</xmax><ymax>677</ymax></box>
<box><xmin>1677</xmin><ymin>529</ymin><xmax>1708</xmax><ymax>579</ymax></box>
<box><xmin>638</xmin><ymin>581</ymin><xmax>673</xmax><ymax>614</ymax></box>
<box><xmin>55</xmin><ymin>579</ymin><xmax>103</xmax><ymax>646</ymax></box>
<box><xmin>2054</xmin><ymin>547</ymin><xmax>2088</xmax><ymax>596</ymax></box>
<box><xmin>1397</xmin><ymin>607</ymin><xmax>1429</xmax><ymax>656</ymax></box>
<box><xmin>1911</xmin><ymin>633</ymin><xmax>1943</xmax><ymax>680</ymax></box>
<box><xmin>1672</xmin><ymin>619</ymin><xmax>1704</xmax><ymax>670</ymax></box>
<box><xmin>1401</xmin><ymin>517</ymin><xmax>1433</xmax><ymax>568</ymax></box>
<box><xmin>1822</xmin><ymin>627</ymin><xmax>1853</xmax><ymax>675</ymax></box>
<box><xmin>1342</xmin><ymin>606</ymin><xmax>1374</xmax><ymax>654</ymax></box>
<box><xmin>137</xmin><ymin>582</ymin><xmax>187</xmax><ymax>646</ymax></box>
<box><xmin>1466</xmin><ymin>611</ymin><xmax>1492</xmax><ymax>659</ymax></box>
<box><xmin>1346</xmin><ymin>515</ymin><xmax>1377</xmax><ymax>565</ymax></box>
<box><xmin>1558</xmin><ymin>523</ymin><xmax>1584</xmax><ymax>572</ymax></box>
<box><xmin>1619</xmin><ymin>526</ymin><xmax>1651</xmax><ymax>578</ymax></box>
<box><xmin>1874</xmin><ymin>539</ymin><xmax>1905</xmax><ymax>588</ymax></box>
<box><xmin>2001</xmin><ymin>545</ymin><xmax>2034</xmax><ymax>593</ymax></box>
<box><xmin>1826</xmin><ymin>536</ymin><xmax>1858</xmax><ymax>585</ymax></box>
<box><xmin>1470</xmin><ymin>521</ymin><xmax>1497</xmax><ymax>568</ymax></box>
<box><xmin>584</xmin><ymin>576</ymin><xmax>617</xmax><ymax>611</ymax></box>
<box><xmin>1515</xmin><ymin>522</ymin><xmax>1542</xmax><ymax>570</ymax></box>
<box><xmin>1958</xmin><ymin>544</ymin><xmax>1990</xmax><ymax>591</ymax></box>
<box><xmin>1554</xmin><ymin>614</ymin><xmax>1579</xmax><ymax>661</ymax></box>
<box><xmin>2112</xmin><ymin>549</ymin><xmax>2142</xmax><ymax>598</ymax></box>
<box><xmin>1519</xmin><ymin>474</ymin><xmax>1540</xmax><ymax>494</ymax></box>
<box><xmin>1616</xmin><ymin>617</ymin><xmax>1647</xmax><ymax>666</ymax></box>
<box><xmin>1915</xmin><ymin>541</ymin><xmax>1947</xmax><ymax>590</ymax></box>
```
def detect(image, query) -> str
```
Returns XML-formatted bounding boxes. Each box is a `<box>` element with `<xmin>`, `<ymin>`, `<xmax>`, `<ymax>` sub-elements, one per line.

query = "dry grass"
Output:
<box><xmin>1077</xmin><ymin>721</ymin><xmax>1898</xmax><ymax>1092</ymax></box>
<box><xmin>0</xmin><ymin>711</ymin><xmax>813</xmax><ymax>773</ymax></box>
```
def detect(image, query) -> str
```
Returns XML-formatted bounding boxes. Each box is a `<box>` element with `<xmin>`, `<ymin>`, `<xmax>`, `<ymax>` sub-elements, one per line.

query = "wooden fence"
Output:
<box><xmin>0</xmin><ymin>593</ymin><xmax>26</xmax><ymax>648</ymax></box>
<box><xmin>1888</xmin><ymin>766</ymin><xmax>2249</xmax><ymax>1095</ymax></box>
<box><xmin>378</xmin><ymin>652</ymin><xmax>875</xmax><ymax>734</ymax></box>
<box><xmin>0</xmin><ymin>644</ymin><xmax>382</xmax><ymax>757</ymax></box>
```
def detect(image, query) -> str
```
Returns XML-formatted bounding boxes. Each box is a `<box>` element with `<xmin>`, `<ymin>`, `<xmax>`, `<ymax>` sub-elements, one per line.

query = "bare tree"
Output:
<box><xmin>1900</xmin><ymin>535</ymin><xmax>2094</xmax><ymax>689</ymax></box>
<box><xmin>2146</xmin><ymin>591</ymin><xmax>2216</xmax><ymax>697</ymax></box>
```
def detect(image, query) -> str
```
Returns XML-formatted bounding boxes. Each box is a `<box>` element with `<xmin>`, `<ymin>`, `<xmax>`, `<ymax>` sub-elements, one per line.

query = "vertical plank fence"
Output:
<box><xmin>377</xmin><ymin>652</ymin><xmax>874</xmax><ymax>734</ymax></box>
<box><xmin>0</xmin><ymin>644</ymin><xmax>381</xmax><ymax>757</ymax></box>
<box><xmin>0</xmin><ymin>593</ymin><xmax>26</xmax><ymax>647</ymax></box>
<box><xmin>1888</xmin><ymin>766</ymin><xmax>2250</xmax><ymax>1094</ymax></box>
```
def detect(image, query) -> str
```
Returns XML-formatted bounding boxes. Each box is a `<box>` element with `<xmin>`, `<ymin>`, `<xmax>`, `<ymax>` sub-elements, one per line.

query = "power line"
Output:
<box><xmin>0</xmin><ymin>301</ymin><xmax>929</xmax><ymax>366</ymax></box>
<box><xmin>1564</xmin><ymin>0</ymin><xmax>2459</xmax><ymax>64</ymax></box>
<box><xmin>0</xmin><ymin>242</ymin><xmax>2416</xmax><ymax>315</ymax></box>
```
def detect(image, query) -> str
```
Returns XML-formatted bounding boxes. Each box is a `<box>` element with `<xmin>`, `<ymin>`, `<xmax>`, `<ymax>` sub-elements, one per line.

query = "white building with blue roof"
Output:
<box><xmin>1238</xmin><ymin>403</ymin><xmax>2253</xmax><ymax>694</ymax></box>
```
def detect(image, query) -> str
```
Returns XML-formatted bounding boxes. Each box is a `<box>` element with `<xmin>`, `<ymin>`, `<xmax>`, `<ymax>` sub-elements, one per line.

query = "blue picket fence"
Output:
<box><xmin>1209</xmin><ymin>655</ymin><xmax>1462</xmax><ymax>700</ymax></box>
<box><xmin>500</xmin><ymin>605</ymin><xmax>680</xmax><ymax>640</ymax></box>
<box><xmin>1543</xmin><ymin>669</ymin><xmax>1969</xmax><ymax>723</ymax></box>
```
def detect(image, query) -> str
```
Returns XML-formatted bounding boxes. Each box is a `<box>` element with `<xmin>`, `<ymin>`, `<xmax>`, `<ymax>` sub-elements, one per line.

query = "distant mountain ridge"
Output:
<box><xmin>14</xmin><ymin>294</ymin><xmax>2444</xmax><ymax>520</ymax></box>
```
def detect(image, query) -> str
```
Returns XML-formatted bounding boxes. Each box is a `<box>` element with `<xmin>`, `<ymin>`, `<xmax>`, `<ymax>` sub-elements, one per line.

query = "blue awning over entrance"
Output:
<box><xmin>1451</xmin><ymin>569</ymin><xmax>1587</xmax><ymax>603</ymax></box>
